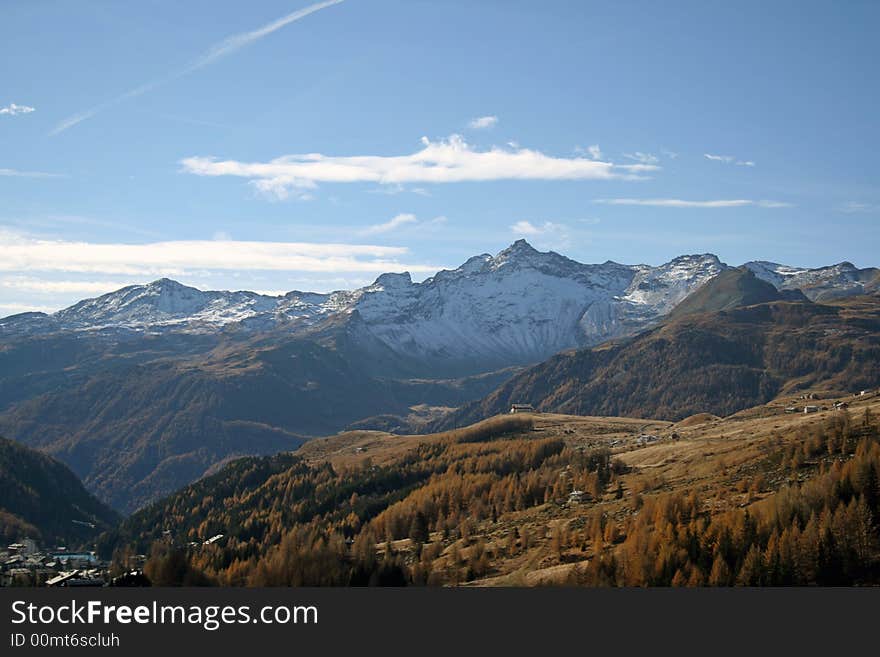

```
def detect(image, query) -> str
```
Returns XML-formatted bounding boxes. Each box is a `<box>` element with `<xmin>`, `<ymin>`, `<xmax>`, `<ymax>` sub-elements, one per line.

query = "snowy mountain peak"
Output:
<box><xmin>497</xmin><ymin>238</ymin><xmax>539</xmax><ymax>259</ymax></box>
<box><xmin>487</xmin><ymin>241</ymin><xmax>587</xmax><ymax>280</ymax></box>
<box><xmin>493</xmin><ymin>239</ymin><xmax>556</xmax><ymax>267</ymax></box>
<box><xmin>49</xmin><ymin>278</ymin><xmax>281</xmax><ymax>331</ymax></box>
<box><xmin>669</xmin><ymin>253</ymin><xmax>723</xmax><ymax>266</ymax></box>
<box><xmin>371</xmin><ymin>272</ymin><xmax>413</xmax><ymax>289</ymax></box>
<box><xmin>617</xmin><ymin>253</ymin><xmax>728</xmax><ymax>320</ymax></box>
<box><xmin>1</xmin><ymin>244</ymin><xmax>875</xmax><ymax>372</ymax></box>
<box><xmin>458</xmin><ymin>254</ymin><xmax>493</xmax><ymax>274</ymax></box>
<box><xmin>744</xmin><ymin>260</ymin><xmax>878</xmax><ymax>301</ymax></box>
<box><xmin>148</xmin><ymin>277</ymin><xmax>189</xmax><ymax>289</ymax></box>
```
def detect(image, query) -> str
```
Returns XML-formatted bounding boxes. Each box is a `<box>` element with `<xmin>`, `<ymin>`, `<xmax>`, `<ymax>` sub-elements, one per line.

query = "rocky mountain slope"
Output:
<box><xmin>436</xmin><ymin>294</ymin><xmax>880</xmax><ymax>428</ymax></box>
<box><xmin>744</xmin><ymin>260</ymin><xmax>879</xmax><ymax>301</ymax></box>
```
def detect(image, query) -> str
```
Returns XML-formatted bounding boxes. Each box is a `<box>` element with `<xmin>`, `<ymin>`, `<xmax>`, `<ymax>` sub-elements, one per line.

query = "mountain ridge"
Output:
<box><xmin>433</xmin><ymin>293</ymin><xmax>880</xmax><ymax>430</ymax></box>
<box><xmin>1</xmin><ymin>241</ymin><xmax>734</xmax><ymax>374</ymax></box>
<box><xmin>666</xmin><ymin>267</ymin><xmax>807</xmax><ymax>320</ymax></box>
<box><xmin>3</xmin><ymin>244</ymin><xmax>874</xmax><ymax>372</ymax></box>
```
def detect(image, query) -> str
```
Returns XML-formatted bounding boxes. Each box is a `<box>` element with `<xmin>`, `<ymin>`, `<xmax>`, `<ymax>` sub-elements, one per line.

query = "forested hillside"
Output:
<box><xmin>97</xmin><ymin>397</ymin><xmax>880</xmax><ymax>586</ymax></box>
<box><xmin>0</xmin><ymin>436</ymin><xmax>119</xmax><ymax>545</ymax></box>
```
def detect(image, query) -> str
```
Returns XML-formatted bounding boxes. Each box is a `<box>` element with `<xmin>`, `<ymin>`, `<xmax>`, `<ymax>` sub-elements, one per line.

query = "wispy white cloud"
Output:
<box><xmin>0</xmin><ymin>277</ymin><xmax>132</xmax><ymax>295</ymax></box>
<box><xmin>359</xmin><ymin>213</ymin><xmax>446</xmax><ymax>236</ymax></box>
<box><xmin>180</xmin><ymin>0</ymin><xmax>345</xmax><ymax>71</ymax></box>
<box><xmin>510</xmin><ymin>220</ymin><xmax>565</xmax><ymax>236</ymax></box>
<box><xmin>704</xmin><ymin>153</ymin><xmax>734</xmax><ymax>163</ymax></box>
<box><xmin>468</xmin><ymin>115</ymin><xmax>498</xmax><ymax>130</ymax></box>
<box><xmin>0</xmin><ymin>168</ymin><xmax>64</xmax><ymax>179</ymax></box>
<box><xmin>753</xmin><ymin>200</ymin><xmax>791</xmax><ymax>208</ymax></box>
<box><xmin>366</xmin><ymin>184</ymin><xmax>431</xmax><ymax>197</ymax></box>
<box><xmin>182</xmin><ymin>134</ymin><xmax>655</xmax><ymax>198</ymax></box>
<box><xmin>511</xmin><ymin>220</ymin><xmax>537</xmax><ymax>235</ymax></box>
<box><xmin>594</xmin><ymin>198</ymin><xmax>793</xmax><ymax>208</ymax></box>
<box><xmin>0</xmin><ymin>103</ymin><xmax>35</xmax><ymax>116</ymax></box>
<box><xmin>50</xmin><ymin>0</ymin><xmax>346</xmax><ymax>135</ymax></box>
<box><xmin>0</xmin><ymin>302</ymin><xmax>58</xmax><ymax>316</ymax></box>
<box><xmin>574</xmin><ymin>144</ymin><xmax>604</xmax><ymax>160</ymax></box>
<box><xmin>0</xmin><ymin>229</ymin><xmax>439</xmax><ymax>276</ymax></box>
<box><xmin>0</xmin><ymin>213</ymin><xmax>161</xmax><ymax>238</ymax></box>
<box><xmin>838</xmin><ymin>201</ymin><xmax>878</xmax><ymax>214</ymax></box>
<box><xmin>359</xmin><ymin>213</ymin><xmax>418</xmax><ymax>235</ymax></box>
<box><xmin>623</xmin><ymin>151</ymin><xmax>659</xmax><ymax>165</ymax></box>
<box><xmin>705</xmin><ymin>153</ymin><xmax>755</xmax><ymax>167</ymax></box>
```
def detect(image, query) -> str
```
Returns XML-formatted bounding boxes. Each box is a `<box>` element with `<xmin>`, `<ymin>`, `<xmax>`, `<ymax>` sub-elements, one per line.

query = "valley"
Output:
<box><xmin>0</xmin><ymin>241</ymin><xmax>877</xmax><ymax>525</ymax></box>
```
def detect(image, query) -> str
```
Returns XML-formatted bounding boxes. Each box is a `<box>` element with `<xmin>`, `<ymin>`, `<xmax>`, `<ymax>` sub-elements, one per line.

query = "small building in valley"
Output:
<box><xmin>804</xmin><ymin>405</ymin><xmax>819</xmax><ymax>414</ymax></box>
<box><xmin>510</xmin><ymin>403</ymin><xmax>535</xmax><ymax>414</ymax></box>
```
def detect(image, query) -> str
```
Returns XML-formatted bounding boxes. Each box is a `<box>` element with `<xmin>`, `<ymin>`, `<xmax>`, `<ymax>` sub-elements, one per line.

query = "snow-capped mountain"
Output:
<box><xmin>1</xmin><ymin>241</ymin><xmax>875</xmax><ymax>370</ymax></box>
<box><xmin>352</xmin><ymin>240</ymin><xmax>650</xmax><ymax>368</ymax></box>
<box><xmin>0</xmin><ymin>241</ymin><xmax>727</xmax><ymax>369</ymax></box>
<box><xmin>744</xmin><ymin>261</ymin><xmax>879</xmax><ymax>301</ymax></box>
<box><xmin>606</xmin><ymin>253</ymin><xmax>727</xmax><ymax>336</ymax></box>
<box><xmin>54</xmin><ymin>278</ymin><xmax>278</xmax><ymax>329</ymax></box>
<box><xmin>350</xmin><ymin>243</ymin><xmax>727</xmax><ymax>369</ymax></box>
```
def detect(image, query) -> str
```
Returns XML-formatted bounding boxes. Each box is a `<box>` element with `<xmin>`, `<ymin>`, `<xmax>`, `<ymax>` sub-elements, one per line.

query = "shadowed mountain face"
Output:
<box><xmin>0</xmin><ymin>436</ymin><xmax>119</xmax><ymax>545</ymax></box>
<box><xmin>435</xmin><ymin>295</ymin><xmax>880</xmax><ymax>429</ymax></box>
<box><xmin>0</xmin><ymin>242</ymin><xmax>876</xmax><ymax>513</ymax></box>
<box><xmin>0</xmin><ymin>327</ymin><xmax>514</xmax><ymax>513</ymax></box>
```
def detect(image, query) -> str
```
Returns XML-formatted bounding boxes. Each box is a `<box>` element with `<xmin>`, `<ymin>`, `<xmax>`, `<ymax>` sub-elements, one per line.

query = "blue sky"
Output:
<box><xmin>1</xmin><ymin>0</ymin><xmax>878</xmax><ymax>315</ymax></box>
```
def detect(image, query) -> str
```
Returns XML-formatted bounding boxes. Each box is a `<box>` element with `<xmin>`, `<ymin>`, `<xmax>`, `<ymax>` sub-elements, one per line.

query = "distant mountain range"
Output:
<box><xmin>1</xmin><ymin>241</ymin><xmax>731</xmax><ymax>371</ymax></box>
<box><xmin>744</xmin><ymin>260</ymin><xmax>880</xmax><ymax>300</ymax></box>
<box><xmin>3</xmin><ymin>241</ymin><xmax>876</xmax><ymax>372</ymax></box>
<box><xmin>0</xmin><ymin>241</ymin><xmax>877</xmax><ymax>512</ymax></box>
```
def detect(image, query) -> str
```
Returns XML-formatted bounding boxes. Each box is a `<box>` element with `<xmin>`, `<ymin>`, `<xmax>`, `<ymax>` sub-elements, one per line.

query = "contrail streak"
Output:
<box><xmin>50</xmin><ymin>0</ymin><xmax>345</xmax><ymax>136</ymax></box>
